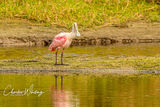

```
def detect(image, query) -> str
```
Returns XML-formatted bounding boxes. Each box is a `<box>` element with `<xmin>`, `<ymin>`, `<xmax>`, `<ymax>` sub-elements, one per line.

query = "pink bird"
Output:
<box><xmin>49</xmin><ymin>22</ymin><xmax>80</xmax><ymax>65</ymax></box>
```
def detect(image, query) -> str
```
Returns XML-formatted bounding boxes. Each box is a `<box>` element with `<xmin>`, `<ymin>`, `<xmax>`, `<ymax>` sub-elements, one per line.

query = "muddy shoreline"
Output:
<box><xmin>1</xmin><ymin>36</ymin><xmax>160</xmax><ymax>47</ymax></box>
<box><xmin>0</xmin><ymin>20</ymin><xmax>160</xmax><ymax>47</ymax></box>
<box><xmin>0</xmin><ymin>69</ymin><xmax>159</xmax><ymax>74</ymax></box>
<box><xmin>1</xmin><ymin>45</ymin><xmax>160</xmax><ymax>71</ymax></box>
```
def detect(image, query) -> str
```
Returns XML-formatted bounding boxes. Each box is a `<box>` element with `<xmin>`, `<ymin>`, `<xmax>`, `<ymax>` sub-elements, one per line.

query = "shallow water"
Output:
<box><xmin>1</xmin><ymin>44</ymin><xmax>160</xmax><ymax>60</ymax></box>
<box><xmin>1</xmin><ymin>44</ymin><xmax>160</xmax><ymax>106</ymax></box>
<box><xmin>0</xmin><ymin>73</ymin><xmax>160</xmax><ymax>107</ymax></box>
<box><xmin>1</xmin><ymin>44</ymin><xmax>160</xmax><ymax>70</ymax></box>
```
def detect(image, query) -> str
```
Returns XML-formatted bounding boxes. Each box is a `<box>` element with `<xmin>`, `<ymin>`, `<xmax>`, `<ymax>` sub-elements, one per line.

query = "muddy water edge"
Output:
<box><xmin>0</xmin><ymin>44</ymin><xmax>160</xmax><ymax>72</ymax></box>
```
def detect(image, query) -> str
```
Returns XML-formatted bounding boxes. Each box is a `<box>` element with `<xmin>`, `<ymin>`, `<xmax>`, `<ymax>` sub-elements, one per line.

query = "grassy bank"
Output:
<box><xmin>0</xmin><ymin>0</ymin><xmax>159</xmax><ymax>29</ymax></box>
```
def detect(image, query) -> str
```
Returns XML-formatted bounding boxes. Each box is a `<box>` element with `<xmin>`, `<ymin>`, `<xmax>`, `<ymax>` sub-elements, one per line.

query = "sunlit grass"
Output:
<box><xmin>0</xmin><ymin>0</ymin><xmax>159</xmax><ymax>29</ymax></box>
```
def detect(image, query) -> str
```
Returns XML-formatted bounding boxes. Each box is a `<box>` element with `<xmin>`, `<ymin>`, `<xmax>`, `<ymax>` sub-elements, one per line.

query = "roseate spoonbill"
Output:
<box><xmin>49</xmin><ymin>22</ymin><xmax>80</xmax><ymax>65</ymax></box>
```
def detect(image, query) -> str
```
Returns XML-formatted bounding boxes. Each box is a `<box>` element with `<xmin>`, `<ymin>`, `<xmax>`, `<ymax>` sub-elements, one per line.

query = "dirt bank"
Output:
<box><xmin>0</xmin><ymin>19</ymin><xmax>160</xmax><ymax>46</ymax></box>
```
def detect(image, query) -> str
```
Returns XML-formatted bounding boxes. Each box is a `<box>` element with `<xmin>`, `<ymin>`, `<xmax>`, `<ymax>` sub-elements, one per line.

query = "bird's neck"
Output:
<box><xmin>70</xmin><ymin>32</ymin><xmax>76</xmax><ymax>38</ymax></box>
<box><xmin>65</xmin><ymin>32</ymin><xmax>76</xmax><ymax>40</ymax></box>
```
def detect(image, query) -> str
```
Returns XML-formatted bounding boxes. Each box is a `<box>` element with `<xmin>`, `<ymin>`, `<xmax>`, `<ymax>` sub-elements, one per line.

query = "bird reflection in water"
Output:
<box><xmin>50</xmin><ymin>75</ymin><xmax>79</xmax><ymax>107</ymax></box>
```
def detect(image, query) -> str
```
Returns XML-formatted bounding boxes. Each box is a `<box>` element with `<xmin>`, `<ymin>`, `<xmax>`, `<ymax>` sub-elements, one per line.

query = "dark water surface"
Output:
<box><xmin>0</xmin><ymin>73</ymin><xmax>160</xmax><ymax>107</ymax></box>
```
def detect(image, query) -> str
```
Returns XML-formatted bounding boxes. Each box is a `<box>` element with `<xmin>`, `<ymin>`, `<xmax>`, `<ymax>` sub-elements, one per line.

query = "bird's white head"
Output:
<box><xmin>72</xmin><ymin>22</ymin><xmax>80</xmax><ymax>36</ymax></box>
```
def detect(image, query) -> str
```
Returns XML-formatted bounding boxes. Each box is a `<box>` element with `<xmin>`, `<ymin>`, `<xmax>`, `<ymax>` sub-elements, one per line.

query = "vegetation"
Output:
<box><xmin>0</xmin><ymin>0</ymin><xmax>159</xmax><ymax>29</ymax></box>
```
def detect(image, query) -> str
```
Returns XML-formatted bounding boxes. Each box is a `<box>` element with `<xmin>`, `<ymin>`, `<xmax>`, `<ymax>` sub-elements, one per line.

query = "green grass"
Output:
<box><xmin>0</xmin><ymin>0</ymin><xmax>159</xmax><ymax>29</ymax></box>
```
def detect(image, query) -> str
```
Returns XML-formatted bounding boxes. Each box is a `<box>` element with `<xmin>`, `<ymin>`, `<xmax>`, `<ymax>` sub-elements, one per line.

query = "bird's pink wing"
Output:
<box><xmin>49</xmin><ymin>35</ymin><xmax>67</xmax><ymax>51</ymax></box>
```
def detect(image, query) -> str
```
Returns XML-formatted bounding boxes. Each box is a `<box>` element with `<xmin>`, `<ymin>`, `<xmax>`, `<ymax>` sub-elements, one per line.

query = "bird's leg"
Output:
<box><xmin>55</xmin><ymin>75</ymin><xmax>57</xmax><ymax>89</ymax></box>
<box><xmin>55</xmin><ymin>50</ymin><xmax>58</xmax><ymax>65</ymax></box>
<box><xmin>61</xmin><ymin>76</ymin><xmax>63</xmax><ymax>89</ymax></box>
<box><xmin>61</xmin><ymin>49</ymin><xmax>64</xmax><ymax>65</ymax></box>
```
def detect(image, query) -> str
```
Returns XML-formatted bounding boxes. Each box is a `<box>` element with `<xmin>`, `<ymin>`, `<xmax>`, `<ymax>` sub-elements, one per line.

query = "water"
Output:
<box><xmin>0</xmin><ymin>73</ymin><xmax>160</xmax><ymax>107</ymax></box>
<box><xmin>1</xmin><ymin>44</ymin><xmax>160</xmax><ymax>70</ymax></box>
<box><xmin>1</xmin><ymin>44</ymin><xmax>160</xmax><ymax>106</ymax></box>
<box><xmin>1</xmin><ymin>44</ymin><xmax>160</xmax><ymax>60</ymax></box>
